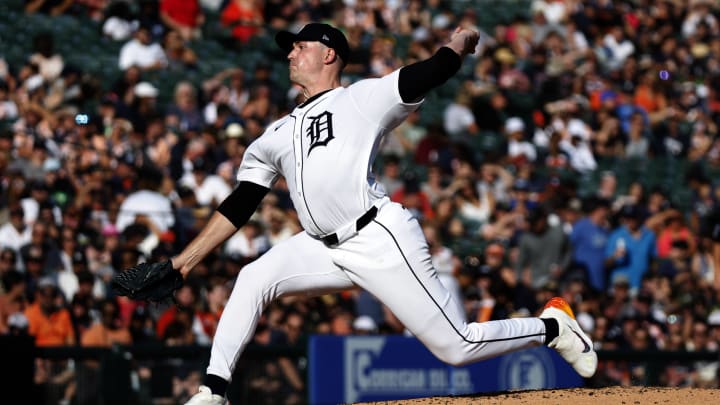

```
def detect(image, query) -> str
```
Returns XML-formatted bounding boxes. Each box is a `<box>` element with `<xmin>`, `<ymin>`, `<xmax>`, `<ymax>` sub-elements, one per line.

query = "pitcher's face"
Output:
<box><xmin>287</xmin><ymin>41</ymin><xmax>327</xmax><ymax>86</ymax></box>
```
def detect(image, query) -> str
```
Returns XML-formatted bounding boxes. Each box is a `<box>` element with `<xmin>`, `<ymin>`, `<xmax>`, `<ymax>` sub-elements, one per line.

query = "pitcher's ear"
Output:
<box><xmin>325</xmin><ymin>48</ymin><xmax>338</xmax><ymax>64</ymax></box>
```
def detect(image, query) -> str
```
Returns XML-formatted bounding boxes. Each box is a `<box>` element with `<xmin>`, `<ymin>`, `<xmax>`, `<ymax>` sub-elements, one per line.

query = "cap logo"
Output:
<box><xmin>276</xmin><ymin>23</ymin><xmax>349</xmax><ymax>64</ymax></box>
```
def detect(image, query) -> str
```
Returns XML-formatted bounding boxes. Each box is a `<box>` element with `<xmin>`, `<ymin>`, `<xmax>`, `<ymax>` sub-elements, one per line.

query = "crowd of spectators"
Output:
<box><xmin>2</xmin><ymin>0</ymin><xmax>720</xmax><ymax>403</ymax></box>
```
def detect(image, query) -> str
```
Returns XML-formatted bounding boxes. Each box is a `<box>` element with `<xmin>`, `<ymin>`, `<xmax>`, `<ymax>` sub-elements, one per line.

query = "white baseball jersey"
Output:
<box><xmin>207</xmin><ymin>68</ymin><xmax>549</xmax><ymax>383</ymax></box>
<box><xmin>237</xmin><ymin>69</ymin><xmax>418</xmax><ymax>237</ymax></box>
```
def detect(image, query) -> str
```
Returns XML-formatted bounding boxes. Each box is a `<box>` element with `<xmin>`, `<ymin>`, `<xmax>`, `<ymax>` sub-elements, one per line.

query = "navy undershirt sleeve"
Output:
<box><xmin>398</xmin><ymin>46</ymin><xmax>462</xmax><ymax>103</ymax></box>
<box><xmin>216</xmin><ymin>181</ymin><xmax>270</xmax><ymax>229</ymax></box>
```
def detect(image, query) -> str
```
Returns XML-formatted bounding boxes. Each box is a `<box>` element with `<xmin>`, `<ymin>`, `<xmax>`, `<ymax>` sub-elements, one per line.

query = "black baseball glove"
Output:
<box><xmin>111</xmin><ymin>260</ymin><xmax>184</xmax><ymax>303</ymax></box>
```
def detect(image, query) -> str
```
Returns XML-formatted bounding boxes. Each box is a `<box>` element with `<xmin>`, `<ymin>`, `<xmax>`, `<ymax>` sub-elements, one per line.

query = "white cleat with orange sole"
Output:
<box><xmin>540</xmin><ymin>297</ymin><xmax>598</xmax><ymax>378</ymax></box>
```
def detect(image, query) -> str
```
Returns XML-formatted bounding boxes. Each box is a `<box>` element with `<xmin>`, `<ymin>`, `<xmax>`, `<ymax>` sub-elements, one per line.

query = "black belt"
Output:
<box><xmin>321</xmin><ymin>206</ymin><xmax>378</xmax><ymax>246</ymax></box>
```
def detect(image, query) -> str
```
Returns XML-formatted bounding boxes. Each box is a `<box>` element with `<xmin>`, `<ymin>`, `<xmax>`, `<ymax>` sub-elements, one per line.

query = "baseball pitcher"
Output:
<box><xmin>112</xmin><ymin>23</ymin><xmax>597</xmax><ymax>405</ymax></box>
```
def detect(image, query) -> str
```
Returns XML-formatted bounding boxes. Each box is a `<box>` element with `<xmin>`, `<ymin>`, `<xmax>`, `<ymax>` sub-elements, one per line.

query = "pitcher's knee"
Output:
<box><xmin>235</xmin><ymin>264</ymin><xmax>271</xmax><ymax>289</ymax></box>
<box><xmin>432</xmin><ymin>347</ymin><xmax>471</xmax><ymax>367</ymax></box>
<box><xmin>231</xmin><ymin>265</ymin><xmax>278</xmax><ymax>304</ymax></box>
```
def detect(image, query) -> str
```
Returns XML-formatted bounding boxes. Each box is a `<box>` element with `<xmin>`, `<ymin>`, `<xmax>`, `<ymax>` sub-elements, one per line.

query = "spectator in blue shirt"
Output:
<box><xmin>570</xmin><ymin>197</ymin><xmax>611</xmax><ymax>292</ymax></box>
<box><xmin>605</xmin><ymin>204</ymin><xmax>658</xmax><ymax>294</ymax></box>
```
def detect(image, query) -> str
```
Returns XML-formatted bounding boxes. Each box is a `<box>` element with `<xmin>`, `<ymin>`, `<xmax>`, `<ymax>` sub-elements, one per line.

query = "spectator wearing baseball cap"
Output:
<box><xmin>570</xmin><ymin>197</ymin><xmax>611</xmax><ymax>292</ymax></box>
<box><xmin>118</xmin><ymin>24</ymin><xmax>168</xmax><ymax>71</ymax></box>
<box><xmin>352</xmin><ymin>315</ymin><xmax>378</xmax><ymax>335</ymax></box>
<box><xmin>391</xmin><ymin>171</ymin><xmax>435</xmax><ymax>221</ymax></box>
<box><xmin>57</xmin><ymin>235</ymin><xmax>97</xmax><ymax>302</ymax></box>
<box><xmin>178</xmin><ymin>157</ymin><xmax>233</xmax><ymax>208</ymax></box>
<box><xmin>6</xmin><ymin>312</ymin><xmax>29</xmax><ymax>336</ymax></box>
<box><xmin>707</xmin><ymin>310</ymin><xmax>720</xmax><ymax>344</ymax></box>
<box><xmin>0</xmin><ymin>248</ymin><xmax>18</xmax><ymax>278</ymax></box>
<box><xmin>115</xmin><ymin>165</ymin><xmax>175</xmax><ymax>234</ymax></box>
<box><xmin>516</xmin><ymin>205</ymin><xmax>572</xmax><ymax>289</ymax></box>
<box><xmin>134</xmin><ymin>81</ymin><xmax>159</xmax><ymax>98</ymax></box>
<box><xmin>656</xmin><ymin>239</ymin><xmax>692</xmax><ymax>280</ymax></box>
<box><xmin>20</xmin><ymin>220</ymin><xmax>63</xmax><ymax>273</ymax></box>
<box><xmin>605</xmin><ymin>204</ymin><xmax>657</xmax><ymax>294</ymax></box>
<box><xmin>81</xmin><ymin>298</ymin><xmax>132</xmax><ymax>347</ymax></box>
<box><xmin>507</xmin><ymin>178</ymin><xmax>540</xmax><ymax>217</ymax></box>
<box><xmin>0</xmin><ymin>204</ymin><xmax>31</xmax><ymax>253</ymax></box>
<box><xmin>505</xmin><ymin>117</ymin><xmax>536</xmax><ymax>163</ymax></box>
<box><xmin>24</xmin><ymin>277</ymin><xmax>75</xmax><ymax>346</ymax></box>
<box><xmin>20</xmin><ymin>180</ymin><xmax>56</xmax><ymax>226</ymax></box>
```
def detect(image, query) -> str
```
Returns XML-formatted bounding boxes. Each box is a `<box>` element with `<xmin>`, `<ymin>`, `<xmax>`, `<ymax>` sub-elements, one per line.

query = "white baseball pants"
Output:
<box><xmin>207</xmin><ymin>201</ymin><xmax>546</xmax><ymax>380</ymax></box>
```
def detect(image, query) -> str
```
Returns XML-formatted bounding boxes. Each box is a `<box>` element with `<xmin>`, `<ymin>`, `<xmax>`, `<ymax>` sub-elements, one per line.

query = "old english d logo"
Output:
<box><xmin>306</xmin><ymin>111</ymin><xmax>334</xmax><ymax>155</ymax></box>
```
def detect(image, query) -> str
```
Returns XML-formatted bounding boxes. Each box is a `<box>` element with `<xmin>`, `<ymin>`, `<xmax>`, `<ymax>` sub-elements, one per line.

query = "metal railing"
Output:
<box><xmin>2</xmin><ymin>335</ymin><xmax>718</xmax><ymax>405</ymax></box>
<box><xmin>0</xmin><ymin>335</ymin><xmax>306</xmax><ymax>405</ymax></box>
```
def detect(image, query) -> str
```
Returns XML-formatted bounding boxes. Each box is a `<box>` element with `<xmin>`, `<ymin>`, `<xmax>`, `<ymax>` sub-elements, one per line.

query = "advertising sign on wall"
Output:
<box><xmin>308</xmin><ymin>335</ymin><xmax>583</xmax><ymax>405</ymax></box>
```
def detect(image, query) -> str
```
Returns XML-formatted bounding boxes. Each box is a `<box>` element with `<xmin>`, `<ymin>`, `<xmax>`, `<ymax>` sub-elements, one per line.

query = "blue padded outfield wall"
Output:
<box><xmin>308</xmin><ymin>335</ymin><xmax>583</xmax><ymax>405</ymax></box>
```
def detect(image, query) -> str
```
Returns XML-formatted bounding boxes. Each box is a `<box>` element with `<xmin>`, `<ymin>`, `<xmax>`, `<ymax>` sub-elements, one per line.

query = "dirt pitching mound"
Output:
<box><xmin>355</xmin><ymin>386</ymin><xmax>719</xmax><ymax>404</ymax></box>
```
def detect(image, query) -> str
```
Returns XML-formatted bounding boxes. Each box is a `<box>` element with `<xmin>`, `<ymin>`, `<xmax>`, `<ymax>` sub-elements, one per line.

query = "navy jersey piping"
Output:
<box><xmin>296</xmin><ymin>91</ymin><xmax>336</xmax><ymax>236</ymax></box>
<box><xmin>372</xmin><ymin>218</ymin><xmax>546</xmax><ymax>344</ymax></box>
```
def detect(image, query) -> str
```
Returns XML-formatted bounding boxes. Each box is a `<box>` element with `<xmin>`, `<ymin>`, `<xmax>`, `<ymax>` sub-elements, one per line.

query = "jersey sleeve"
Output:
<box><xmin>236</xmin><ymin>139</ymin><xmax>278</xmax><ymax>188</ymax></box>
<box><xmin>348</xmin><ymin>69</ymin><xmax>423</xmax><ymax>130</ymax></box>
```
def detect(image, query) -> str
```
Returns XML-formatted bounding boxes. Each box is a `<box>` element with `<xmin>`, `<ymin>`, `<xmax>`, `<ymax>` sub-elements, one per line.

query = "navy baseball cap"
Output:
<box><xmin>275</xmin><ymin>23</ymin><xmax>350</xmax><ymax>63</ymax></box>
<box><xmin>619</xmin><ymin>204</ymin><xmax>643</xmax><ymax>219</ymax></box>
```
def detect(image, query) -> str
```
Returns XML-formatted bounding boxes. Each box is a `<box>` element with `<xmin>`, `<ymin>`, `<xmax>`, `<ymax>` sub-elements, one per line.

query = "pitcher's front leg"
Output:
<box><xmin>207</xmin><ymin>232</ymin><xmax>354</xmax><ymax>380</ymax></box>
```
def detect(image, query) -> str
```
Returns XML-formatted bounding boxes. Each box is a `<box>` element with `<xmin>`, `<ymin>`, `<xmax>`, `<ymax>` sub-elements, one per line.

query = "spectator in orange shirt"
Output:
<box><xmin>76</xmin><ymin>299</ymin><xmax>131</xmax><ymax>404</ymax></box>
<box><xmin>24</xmin><ymin>277</ymin><xmax>75</xmax><ymax>346</ymax></box>
<box><xmin>81</xmin><ymin>299</ymin><xmax>132</xmax><ymax>347</ymax></box>
<box><xmin>18</xmin><ymin>231</ymin><xmax>77</xmax><ymax>405</ymax></box>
